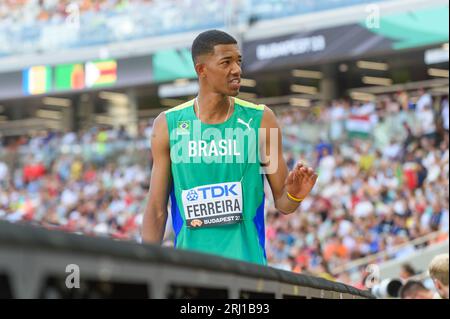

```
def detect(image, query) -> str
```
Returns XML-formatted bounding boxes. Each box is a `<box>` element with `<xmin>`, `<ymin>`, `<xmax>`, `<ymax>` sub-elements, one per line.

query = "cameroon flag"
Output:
<box><xmin>85</xmin><ymin>59</ymin><xmax>117</xmax><ymax>88</ymax></box>
<box><xmin>54</xmin><ymin>63</ymin><xmax>85</xmax><ymax>90</ymax></box>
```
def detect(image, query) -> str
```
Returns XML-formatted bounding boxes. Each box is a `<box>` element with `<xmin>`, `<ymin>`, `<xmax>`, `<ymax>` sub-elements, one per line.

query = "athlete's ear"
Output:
<box><xmin>195</xmin><ymin>62</ymin><xmax>207</xmax><ymax>79</ymax></box>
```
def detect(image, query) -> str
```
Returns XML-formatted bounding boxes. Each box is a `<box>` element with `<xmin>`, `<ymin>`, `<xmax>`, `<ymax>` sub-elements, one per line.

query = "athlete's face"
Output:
<box><xmin>197</xmin><ymin>44</ymin><xmax>242</xmax><ymax>96</ymax></box>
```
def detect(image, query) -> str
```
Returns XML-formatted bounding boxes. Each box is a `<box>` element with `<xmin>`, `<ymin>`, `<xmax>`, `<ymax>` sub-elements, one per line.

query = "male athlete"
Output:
<box><xmin>142</xmin><ymin>30</ymin><xmax>318</xmax><ymax>265</ymax></box>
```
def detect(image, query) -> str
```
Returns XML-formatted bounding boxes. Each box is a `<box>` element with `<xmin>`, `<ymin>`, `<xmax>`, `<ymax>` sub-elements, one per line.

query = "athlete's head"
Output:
<box><xmin>428</xmin><ymin>254</ymin><xmax>449</xmax><ymax>299</ymax></box>
<box><xmin>399</xmin><ymin>280</ymin><xmax>433</xmax><ymax>299</ymax></box>
<box><xmin>191</xmin><ymin>30</ymin><xmax>241</xmax><ymax>96</ymax></box>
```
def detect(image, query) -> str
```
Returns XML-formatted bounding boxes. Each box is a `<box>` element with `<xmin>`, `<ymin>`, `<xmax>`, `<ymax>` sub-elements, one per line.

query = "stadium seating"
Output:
<box><xmin>0</xmin><ymin>0</ymin><xmax>387</xmax><ymax>57</ymax></box>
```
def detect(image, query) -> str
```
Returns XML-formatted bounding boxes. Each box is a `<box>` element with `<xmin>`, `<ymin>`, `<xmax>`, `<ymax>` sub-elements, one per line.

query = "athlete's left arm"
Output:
<box><xmin>260</xmin><ymin>106</ymin><xmax>318</xmax><ymax>214</ymax></box>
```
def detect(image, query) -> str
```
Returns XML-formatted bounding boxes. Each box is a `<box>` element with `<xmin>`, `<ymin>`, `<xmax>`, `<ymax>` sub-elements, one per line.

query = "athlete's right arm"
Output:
<box><xmin>142</xmin><ymin>112</ymin><xmax>172</xmax><ymax>245</ymax></box>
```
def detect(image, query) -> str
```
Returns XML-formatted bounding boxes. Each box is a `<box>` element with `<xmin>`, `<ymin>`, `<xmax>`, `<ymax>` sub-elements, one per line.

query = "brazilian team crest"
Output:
<box><xmin>177</xmin><ymin>120</ymin><xmax>190</xmax><ymax>135</ymax></box>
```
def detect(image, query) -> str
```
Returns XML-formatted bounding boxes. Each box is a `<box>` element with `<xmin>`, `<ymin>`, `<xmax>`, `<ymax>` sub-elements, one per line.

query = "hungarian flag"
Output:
<box><xmin>85</xmin><ymin>59</ymin><xmax>117</xmax><ymax>87</ymax></box>
<box><xmin>346</xmin><ymin>114</ymin><xmax>372</xmax><ymax>139</ymax></box>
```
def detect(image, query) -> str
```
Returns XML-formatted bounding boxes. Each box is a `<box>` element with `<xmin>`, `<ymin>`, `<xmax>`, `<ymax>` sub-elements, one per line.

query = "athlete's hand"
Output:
<box><xmin>285</xmin><ymin>162</ymin><xmax>318</xmax><ymax>201</ymax></box>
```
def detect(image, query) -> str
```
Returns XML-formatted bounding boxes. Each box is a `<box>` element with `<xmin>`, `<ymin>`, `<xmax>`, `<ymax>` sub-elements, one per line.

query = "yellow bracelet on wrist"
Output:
<box><xmin>287</xmin><ymin>192</ymin><xmax>304</xmax><ymax>203</ymax></box>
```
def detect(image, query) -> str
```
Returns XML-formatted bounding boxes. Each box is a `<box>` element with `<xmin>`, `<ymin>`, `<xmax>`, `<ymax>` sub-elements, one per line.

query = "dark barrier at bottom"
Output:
<box><xmin>0</xmin><ymin>221</ymin><xmax>374</xmax><ymax>299</ymax></box>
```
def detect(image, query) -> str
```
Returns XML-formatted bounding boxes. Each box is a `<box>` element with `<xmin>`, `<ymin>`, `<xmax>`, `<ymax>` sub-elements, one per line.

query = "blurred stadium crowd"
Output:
<box><xmin>0</xmin><ymin>0</ymin><xmax>383</xmax><ymax>56</ymax></box>
<box><xmin>265</xmin><ymin>90</ymin><xmax>449</xmax><ymax>287</ymax></box>
<box><xmin>0</xmin><ymin>0</ymin><xmax>227</xmax><ymax>55</ymax></box>
<box><xmin>0</xmin><ymin>89</ymin><xmax>448</xmax><ymax>288</ymax></box>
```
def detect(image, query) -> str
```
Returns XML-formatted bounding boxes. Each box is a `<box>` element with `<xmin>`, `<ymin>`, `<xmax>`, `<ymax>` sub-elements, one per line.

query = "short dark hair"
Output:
<box><xmin>399</xmin><ymin>280</ymin><xmax>427</xmax><ymax>299</ymax></box>
<box><xmin>191</xmin><ymin>30</ymin><xmax>237</xmax><ymax>63</ymax></box>
<box><xmin>401</xmin><ymin>263</ymin><xmax>416</xmax><ymax>276</ymax></box>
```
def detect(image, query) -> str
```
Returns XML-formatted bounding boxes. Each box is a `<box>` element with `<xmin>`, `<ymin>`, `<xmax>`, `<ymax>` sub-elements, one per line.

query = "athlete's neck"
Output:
<box><xmin>195</xmin><ymin>92</ymin><xmax>233</xmax><ymax>124</ymax></box>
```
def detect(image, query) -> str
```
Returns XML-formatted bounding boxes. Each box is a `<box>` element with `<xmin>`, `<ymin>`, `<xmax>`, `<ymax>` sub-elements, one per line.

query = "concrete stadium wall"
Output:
<box><xmin>379</xmin><ymin>240</ymin><xmax>449</xmax><ymax>281</ymax></box>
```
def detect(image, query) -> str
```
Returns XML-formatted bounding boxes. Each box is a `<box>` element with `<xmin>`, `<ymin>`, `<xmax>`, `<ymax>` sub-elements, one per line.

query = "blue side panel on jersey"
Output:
<box><xmin>253</xmin><ymin>193</ymin><xmax>266</xmax><ymax>260</ymax></box>
<box><xmin>170</xmin><ymin>183</ymin><xmax>183</xmax><ymax>247</ymax></box>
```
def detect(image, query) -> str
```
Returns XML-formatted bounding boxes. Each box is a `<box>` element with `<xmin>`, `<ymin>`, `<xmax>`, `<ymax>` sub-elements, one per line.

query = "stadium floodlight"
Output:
<box><xmin>339</xmin><ymin>64</ymin><xmax>349</xmax><ymax>72</ymax></box>
<box><xmin>362</xmin><ymin>76</ymin><xmax>392</xmax><ymax>86</ymax></box>
<box><xmin>428</xmin><ymin>68</ymin><xmax>449</xmax><ymax>78</ymax></box>
<box><xmin>290</xmin><ymin>84</ymin><xmax>318</xmax><ymax>95</ymax></box>
<box><xmin>42</xmin><ymin>97</ymin><xmax>72</xmax><ymax>107</ymax></box>
<box><xmin>174</xmin><ymin>78</ymin><xmax>190</xmax><ymax>86</ymax></box>
<box><xmin>357</xmin><ymin>60</ymin><xmax>389</xmax><ymax>71</ymax></box>
<box><xmin>425</xmin><ymin>48</ymin><xmax>449</xmax><ymax>65</ymax></box>
<box><xmin>160</xmin><ymin>98</ymin><xmax>185</xmax><ymax>107</ymax></box>
<box><xmin>289</xmin><ymin>98</ymin><xmax>311</xmax><ymax>107</ymax></box>
<box><xmin>158</xmin><ymin>81</ymin><xmax>199</xmax><ymax>98</ymax></box>
<box><xmin>350</xmin><ymin>91</ymin><xmax>375</xmax><ymax>102</ymax></box>
<box><xmin>431</xmin><ymin>86</ymin><xmax>449</xmax><ymax>94</ymax></box>
<box><xmin>45</xmin><ymin>121</ymin><xmax>62</xmax><ymax>130</ymax></box>
<box><xmin>95</xmin><ymin>114</ymin><xmax>114</xmax><ymax>125</ymax></box>
<box><xmin>291</xmin><ymin>69</ymin><xmax>323</xmax><ymax>79</ymax></box>
<box><xmin>36</xmin><ymin>109</ymin><xmax>62</xmax><ymax>120</ymax></box>
<box><xmin>240</xmin><ymin>78</ymin><xmax>257</xmax><ymax>87</ymax></box>
<box><xmin>237</xmin><ymin>92</ymin><xmax>257</xmax><ymax>99</ymax></box>
<box><xmin>98</xmin><ymin>91</ymin><xmax>128</xmax><ymax>104</ymax></box>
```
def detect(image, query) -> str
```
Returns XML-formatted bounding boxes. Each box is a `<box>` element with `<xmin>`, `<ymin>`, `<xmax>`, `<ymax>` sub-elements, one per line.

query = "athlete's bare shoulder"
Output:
<box><xmin>151</xmin><ymin>112</ymin><xmax>169</xmax><ymax>150</ymax></box>
<box><xmin>260</xmin><ymin>105</ymin><xmax>279</xmax><ymax>129</ymax></box>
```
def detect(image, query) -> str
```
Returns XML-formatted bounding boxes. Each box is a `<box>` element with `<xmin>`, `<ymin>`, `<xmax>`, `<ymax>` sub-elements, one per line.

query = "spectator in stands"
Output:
<box><xmin>317</xmin><ymin>147</ymin><xmax>336</xmax><ymax>186</ymax></box>
<box><xmin>329</xmin><ymin>99</ymin><xmax>347</xmax><ymax>141</ymax></box>
<box><xmin>402</xmin><ymin>121</ymin><xmax>416</xmax><ymax>151</ymax></box>
<box><xmin>415</xmin><ymin>88</ymin><xmax>432</xmax><ymax>113</ymax></box>
<box><xmin>397</xmin><ymin>90</ymin><xmax>411</xmax><ymax>112</ymax></box>
<box><xmin>0</xmin><ymin>160</ymin><xmax>8</xmax><ymax>188</ymax></box>
<box><xmin>314</xmin><ymin>139</ymin><xmax>333</xmax><ymax>167</ymax></box>
<box><xmin>418</xmin><ymin>104</ymin><xmax>436</xmax><ymax>143</ymax></box>
<box><xmin>399</xmin><ymin>263</ymin><xmax>416</xmax><ymax>281</ymax></box>
<box><xmin>399</xmin><ymin>280</ymin><xmax>434</xmax><ymax>299</ymax></box>
<box><xmin>441</xmin><ymin>97</ymin><xmax>449</xmax><ymax>133</ymax></box>
<box><xmin>0</xmin><ymin>0</ymin><xmax>230</xmax><ymax>57</ymax></box>
<box><xmin>428</xmin><ymin>253</ymin><xmax>449</xmax><ymax>299</ymax></box>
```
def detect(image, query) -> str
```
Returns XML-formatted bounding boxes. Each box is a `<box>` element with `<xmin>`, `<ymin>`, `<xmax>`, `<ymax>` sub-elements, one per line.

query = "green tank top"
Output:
<box><xmin>165</xmin><ymin>97</ymin><xmax>267</xmax><ymax>265</ymax></box>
